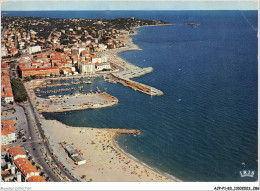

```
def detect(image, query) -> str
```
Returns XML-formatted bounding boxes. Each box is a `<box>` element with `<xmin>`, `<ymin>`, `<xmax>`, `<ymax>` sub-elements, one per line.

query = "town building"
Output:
<box><xmin>27</xmin><ymin>45</ymin><xmax>41</xmax><ymax>54</ymax></box>
<box><xmin>1</xmin><ymin>46</ymin><xmax>8</xmax><ymax>57</ymax></box>
<box><xmin>7</xmin><ymin>145</ymin><xmax>26</xmax><ymax>161</ymax></box>
<box><xmin>6</xmin><ymin>145</ymin><xmax>45</xmax><ymax>182</ymax></box>
<box><xmin>1</xmin><ymin>120</ymin><xmax>16</xmax><ymax>145</ymax></box>
<box><xmin>78</xmin><ymin>62</ymin><xmax>95</xmax><ymax>73</ymax></box>
<box><xmin>1</xmin><ymin>63</ymin><xmax>14</xmax><ymax>104</ymax></box>
<box><xmin>63</xmin><ymin>144</ymin><xmax>86</xmax><ymax>165</ymax></box>
<box><xmin>95</xmin><ymin>62</ymin><xmax>111</xmax><ymax>72</ymax></box>
<box><xmin>90</xmin><ymin>54</ymin><xmax>102</xmax><ymax>64</ymax></box>
<box><xmin>26</xmin><ymin>176</ymin><xmax>45</xmax><ymax>182</ymax></box>
<box><xmin>18</xmin><ymin>64</ymin><xmax>60</xmax><ymax>77</ymax></box>
<box><xmin>98</xmin><ymin>44</ymin><xmax>107</xmax><ymax>51</ymax></box>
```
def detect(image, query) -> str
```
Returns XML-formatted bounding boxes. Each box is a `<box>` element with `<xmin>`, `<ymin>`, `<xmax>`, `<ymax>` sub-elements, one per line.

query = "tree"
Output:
<box><xmin>11</xmin><ymin>78</ymin><xmax>28</xmax><ymax>102</ymax></box>
<box><xmin>14</xmin><ymin>52</ymin><xmax>21</xmax><ymax>58</ymax></box>
<box><xmin>55</xmin><ymin>48</ymin><xmax>63</xmax><ymax>53</ymax></box>
<box><xmin>24</xmin><ymin>76</ymin><xmax>32</xmax><ymax>82</ymax></box>
<box><xmin>30</xmin><ymin>75</ymin><xmax>37</xmax><ymax>79</ymax></box>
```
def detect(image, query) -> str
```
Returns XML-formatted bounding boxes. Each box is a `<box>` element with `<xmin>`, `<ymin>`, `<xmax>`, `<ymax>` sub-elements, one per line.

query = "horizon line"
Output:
<box><xmin>1</xmin><ymin>1</ymin><xmax>258</xmax><ymax>11</ymax></box>
<box><xmin>2</xmin><ymin>9</ymin><xmax>258</xmax><ymax>11</ymax></box>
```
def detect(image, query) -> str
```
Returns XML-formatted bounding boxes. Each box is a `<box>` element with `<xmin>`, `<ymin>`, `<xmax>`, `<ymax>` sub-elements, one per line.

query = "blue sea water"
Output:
<box><xmin>4</xmin><ymin>11</ymin><xmax>258</xmax><ymax>181</ymax></box>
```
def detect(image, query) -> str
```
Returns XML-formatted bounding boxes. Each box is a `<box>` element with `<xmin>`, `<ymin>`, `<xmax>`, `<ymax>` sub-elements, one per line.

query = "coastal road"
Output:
<box><xmin>16</xmin><ymin>101</ymin><xmax>80</xmax><ymax>182</ymax></box>
<box><xmin>23</xmin><ymin>92</ymin><xmax>80</xmax><ymax>182</ymax></box>
<box><xmin>15</xmin><ymin>103</ymin><xmax>61</xmax><ymax>182</ymax></box>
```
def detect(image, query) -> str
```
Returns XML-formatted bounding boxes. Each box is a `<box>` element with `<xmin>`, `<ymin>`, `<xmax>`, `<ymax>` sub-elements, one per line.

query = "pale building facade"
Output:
<box><xmin>79</xmin><ymin>62</ymin><xmax>95</xmax><ymax>73</ymax></box>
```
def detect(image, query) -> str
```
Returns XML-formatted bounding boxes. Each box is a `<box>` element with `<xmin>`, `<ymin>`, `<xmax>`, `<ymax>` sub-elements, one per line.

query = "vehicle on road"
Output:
<box><xmin>38</xmin><ymin>165</ymin><xmax>43</xmax><ymax>170</ymax></box>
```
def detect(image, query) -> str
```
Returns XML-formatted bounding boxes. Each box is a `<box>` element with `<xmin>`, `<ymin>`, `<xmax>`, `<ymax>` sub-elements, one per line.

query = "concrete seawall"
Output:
<box><xmin>110</xmin><ymin>73</ymin><xmax>163</xmax><ymax>96</ymax></box>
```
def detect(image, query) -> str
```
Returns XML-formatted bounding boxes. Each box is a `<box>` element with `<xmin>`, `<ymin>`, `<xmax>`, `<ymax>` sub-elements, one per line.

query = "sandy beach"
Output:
<box><xmin>42</xmin><ymin>119</ymin><xmax>174</xmax><ymax>182</ymax></box>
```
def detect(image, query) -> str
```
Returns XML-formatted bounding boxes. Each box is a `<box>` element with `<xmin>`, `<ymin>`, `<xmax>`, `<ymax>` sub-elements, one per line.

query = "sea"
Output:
<box><xmin>3</xmin><ymin>10</ymin><xmax>258</xmax><ymax>181</ymax></box>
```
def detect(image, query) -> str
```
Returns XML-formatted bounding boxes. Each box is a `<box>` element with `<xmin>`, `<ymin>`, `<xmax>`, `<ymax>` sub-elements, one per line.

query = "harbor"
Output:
<box><xmin>24</xmin><ymin>80</ymin><xmax>119</xmax><ymax>113</ymax></box>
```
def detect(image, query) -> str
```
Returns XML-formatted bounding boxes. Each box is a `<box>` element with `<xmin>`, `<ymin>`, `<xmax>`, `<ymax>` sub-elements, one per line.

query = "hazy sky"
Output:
<box><xmin>1</xmin><ymin>0</ymin><xmax>258</xmax><ymax>11</ymax></box>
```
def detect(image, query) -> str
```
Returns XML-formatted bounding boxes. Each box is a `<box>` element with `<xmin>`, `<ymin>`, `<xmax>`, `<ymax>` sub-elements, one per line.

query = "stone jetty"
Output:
<box><xmin>111</xmin><ymin>129</ymin><xmax>140</xmax><ymax>135</ymax></box>
<box><xmin>109</xmin><ymin>73</ymin><xmax>163</xmax><ymax>96</ymax></box>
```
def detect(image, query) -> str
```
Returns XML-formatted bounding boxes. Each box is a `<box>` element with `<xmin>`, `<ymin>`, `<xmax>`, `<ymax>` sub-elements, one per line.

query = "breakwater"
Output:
<box><xmin>111</xmin><ymin>129</ymin><xmax>140</xmax><ymax>135</ymax></box>
<box><xmin>109</xmin><ymin>73</ymin><xmax>163</xmax><ymax>96</ymax></box>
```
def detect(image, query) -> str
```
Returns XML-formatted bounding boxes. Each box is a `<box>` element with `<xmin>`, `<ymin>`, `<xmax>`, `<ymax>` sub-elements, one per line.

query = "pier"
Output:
<box><xmin>109</xmin><ymin>73</ymin><xmax>163</xmax><ymax>96</ymax></box>
<box><xmin>115</xmin><ymin>67</ymin><xmax>154</xmax><ymax>79</ymax></box>
<box><xmin>36</xmin><ymin>86</ymin><xmax>84</xmax><ymax>94</ymax></box>
<box><xmin>38</xmin><ymin>80</ymin><xmax>92</xmax><ymax>88</ymax></box>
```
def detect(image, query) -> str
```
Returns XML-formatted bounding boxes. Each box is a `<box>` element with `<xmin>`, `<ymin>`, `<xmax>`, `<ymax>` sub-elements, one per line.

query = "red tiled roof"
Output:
<box><xmin>1</xmin><ymin>63</ymin><xmax>14</xmax><ymax>98</ymax></box>
<box><xmin>2</xmin><ymin>89</ymin><xmax>13</xmax><ymax>98</ymax></box>
<box><xmin>27</xmin><ymin>176</ymin><xmax>46</xmax><ymax>182</ymax></box>
<box><xmin>81</xmin><ymin>50</ymin><xmax>89</xmax><ymax>55</ymax></box>
<box><xmin>1</xmin><ymin>170</ymin><xmax>10</xmax><ymax>176</ymax></box>
<box><xmin>14</xmin><ymin>158</ymin><xmax>38</xmax><ymax>177</ymax></box>
<box><xmin>1</xmin><ymin>63</ymin><xmax>8</xmax><ymax>69</ymax></box>
<box><xmin>19</xmin><ymin>65</ymin><xmax>59</xmax><ymax>71</ymax></box>
<box><xmin>8</xmin><ymin>145</ymin><xmax>26</xmax><ymax>158</ymax></box>
<box><xmin>1</xmin><ymin>145</ymin><xmax>10</xmax><ymax>152</ymax></box>
<box><xmin>60</xmin><ymin>67</ymin><xmax>72</xmax><ymax>73</ymax></box>
<box><xmin>89</xmin><ymin>54</ymin><xmax>101</xmax><ymax>58</ymax></box>
<box><xmin>1</xmin><ymin>120</ymin><xmax>15</xmax><ymax>136</ymax></box>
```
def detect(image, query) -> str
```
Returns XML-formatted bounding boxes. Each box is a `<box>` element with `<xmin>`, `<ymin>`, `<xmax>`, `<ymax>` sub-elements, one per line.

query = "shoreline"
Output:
<box><xmin>96</xmin><ymin>24</ymin><xmax>174</xmax><ymax>181</ymax></box>
<box><xmin>112</xmin><ymin>134</ymin><xmax>182</xmax><ymax>182</ymax></box>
